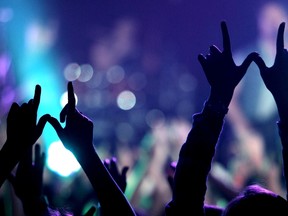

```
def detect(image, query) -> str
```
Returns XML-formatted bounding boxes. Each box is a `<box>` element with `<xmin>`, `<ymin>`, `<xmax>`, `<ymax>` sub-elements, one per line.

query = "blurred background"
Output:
<box><xmin>0</xmin><ymin>0</ymin><xmax>287</xmax><ymax>215</ymax></box>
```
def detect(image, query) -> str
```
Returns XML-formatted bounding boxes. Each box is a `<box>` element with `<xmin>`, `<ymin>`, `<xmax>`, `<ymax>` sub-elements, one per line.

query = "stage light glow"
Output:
<box><xmin>64</xmin><ymin>63</ymin><xmax>81</xmax><ymax>81</ymax></box>
<box><xmin>60</xmin><ymin>91</ymin><xmax>78</xmax><ymax>108</ymax></box>
<box><xmin>47</xmin><ymin>141</ymin><xmax>81</xmax><ymax>177</ymax></box>
<box><xmin>0</xmin><ymin>8</ymin><xmax>13</xmax><ymax>23</ymax></box>
<box><xmin>117</xmin><ymin>90</ymin><xmax>136</xmax><ymax>110</ymax></box>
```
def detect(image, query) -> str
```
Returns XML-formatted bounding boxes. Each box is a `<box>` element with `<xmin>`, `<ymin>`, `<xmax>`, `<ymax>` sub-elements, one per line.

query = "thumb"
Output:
<box><xmin>121</xmin><ymin>166</ymin><xmax>129</xmax><ymax>178</ymax></box>
<box><xmin>47</xmin><ymin>116</ymin><xmax>64</xmax><ymax>138</ymax></box>
<box><xmin>198</xmin><ymin>54</ymin><xmax>206</xmax><ymax>69</ymax></box>
<box><xmin>239</xmin><ymin>52</ymin><xmax>259</xmax><ymax>74</ymax></box>
<box><xmin>35</xmin><ymin>114</ymin><xmax>51</xmax><ymax>142</ymax></box>
<box><xmin>253</xmin><ymin>54</ymin><xmax>267</xmax><ymax>72</ymax></box>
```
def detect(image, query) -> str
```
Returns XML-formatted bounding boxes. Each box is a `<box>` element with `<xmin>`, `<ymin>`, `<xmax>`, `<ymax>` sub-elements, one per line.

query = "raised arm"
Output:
<box><xmin>0</xmin><ymin>85</ymin><xmax>49</xmax><ymax>188</ymax></box>
<box><xmin>47</xmin><ymin>82</ymin><xmax>136</xmax><ymax>216</ymax></box>
<box><xmin>165</xmin><ymin>21</ymin><xmax>256</xmax><ymax>216</ymax></box>
<box><xmin>8</xmin><ymin>143</ymin><xmax>48</xmax><ymax>216</ymax></box>
<box><xmin>254</xmin><ymin>22</ymin><xmax>288</xmax><ymax>200</ymax></box>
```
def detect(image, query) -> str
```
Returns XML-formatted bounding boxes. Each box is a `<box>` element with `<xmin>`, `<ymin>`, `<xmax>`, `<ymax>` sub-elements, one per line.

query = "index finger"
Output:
<box><xmin>221</xmin><ymin>21</ymin><xmax>231</xmax><ymax>54</ymax></box>
<box><xmin>67</xmin><ymin>81</ymin><xmax>76</xmax><ymax>110</ymax></box>
<box><xmin>33</xmin><ymin>84</ymin><xmax>41</xmax><ymax>110</ymax></box>
<box><xmin>277</xmin><ymin>22</ymin><xmax>285</xmax><ymax>52</ymax></box>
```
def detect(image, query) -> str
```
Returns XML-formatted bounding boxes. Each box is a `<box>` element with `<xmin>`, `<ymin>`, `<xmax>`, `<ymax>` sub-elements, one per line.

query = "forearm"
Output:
<box><xmin>277</xmin><ymin>121</ymin><xmax>288</xmax><ymax>200</ymax></box>
<box><xmin>75</xmin><ymin>146</ymin><xmax>136</xmax><ymax>216</ymax></box>
<box><xmin>166</xmin><ymin>101</ymin><xmax>226</xmax><ymax>215</ymax></box>
<box><xmin>0</xmin><ymin>140</ymin><xmax>23</xmax><ymax>187</ymax></box>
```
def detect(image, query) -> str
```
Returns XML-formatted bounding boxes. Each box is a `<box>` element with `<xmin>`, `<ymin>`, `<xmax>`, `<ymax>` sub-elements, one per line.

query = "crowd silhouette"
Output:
<box><xmin>1</xmin><ymin>5</ymin><xmax>288</xmax><ymax>216</ymax></box>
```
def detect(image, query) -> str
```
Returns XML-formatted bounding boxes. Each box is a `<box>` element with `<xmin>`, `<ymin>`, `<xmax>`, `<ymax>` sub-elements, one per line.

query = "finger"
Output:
<box><xmin>239</xmin><ymin>52</ymin><xmax>259</xmax><ymax>73</ymax></box>
<box><xmin>253</xmin><ymin>54</ymin><xmax>267</xmax><ymax>72</ymax></box>
<box><xmin>7</xmin><ymin>102</ymin><xmax>20</xmax><ymax>121</ymax></box>
<box><xmin>68</xmin><ymin>82</ymin><xmax>76</xmax><ymax>111</ymax></box>
<box><xmin>110</xmin><ymin>157</ymin><xmax>119</xmax><ymax>174</ymax></box>
<box><xmin>35</xmin><ymin>114</ymin><xmax>51</xmax><ymax>142</ymax></box>
<box><xmin>22</xmin><ymin>145</ymin><xmax>33</xmax><ymax>168</ymax></box>
<box><xmin>34</xmin><ymin>143</ymin><xmax>41</xmax><ymax>166</ymax></box>
<box><xmin>60</xmin><ymin>104</ymin><xmax>68</xmax><ymax>123</ymax></box>
<box><xmin>60</xmin><ymin>104</ymin><xmax>70</xmax><ymax>123</ymax></box>
<box><xmin>277</xmin><ymin>22</ymin><xmax>285</xmax><ymax>53</ymax></box>
<box><xmin>167</xmin><ymin>176</ymin><xmax>174</xmax><ymax>191</ymax></box>
<box><xmin>170</xmin><ymin>161</ymin><xmax>177</xmax><ymax>171</ymax></box>
<box><xmin>103</xmin><ymin>159</ymin><xmax>110</xmax><ymax>169</ymax></box>
<box><xmin>210</xmin><ymin>45</ymin><xmax>221</xmax><ymax>55</ymax></box>
<box><xmin>198</xmin><ymin>54</ymin><xmax>206</xmax><ymax>68</ymax></box>
<box><xmin>83</xmin><ymin>206</ymin><xmax>96</xmax><ymax>216</ymax></box>
<box><xmin>221</xmin><ymin>21</ymin><xmax>231</xmax><ymax>54</ymax></box>
<box><xmin>33</xmin><ymin>84</ymin><xmax>41</xmax><ymax>111</ymax></box>
<box><xmin>121</xmin><ymin>166</ymin><xmax>129</xmax><ymax>178</ymax></box>
<box><xmin>47</xmin><ymin>116</ymin><xmax>64</xmax><ymax>138</ymax></box>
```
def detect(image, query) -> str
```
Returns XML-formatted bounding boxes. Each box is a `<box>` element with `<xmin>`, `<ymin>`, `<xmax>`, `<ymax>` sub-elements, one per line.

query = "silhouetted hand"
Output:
<box><xmin>6</xmin><ymin>85</ymin><xmax>49</xmax><ymax>150</ymax></box>
<box><xmin>254</xmin><ymin>22</ymin><xmax>288</xmax><ymax>121</ymax></box>
<box><xmin>0</xmin><ymin>85</ymin><xmax>49</xmax><ymax>187</ymax></box>
<box><xmin>48</xmin><ymin>82</ymin><xmax>94</xmax><ymax>156</ymax></box>
<box><xmin>198</xmin><ymin>21</ymin><xmax>258</xmax><ymax>107</ymax></box>
<box><xmin>8</xmin><ymin>143</ymin><xmax>47</xmax><ymax>215</ymax></box>
<box><xmin>48</xmin><ymin>82</ymin><xmax>136</xmax><ymax>216</ymax></box>
<box><xmin>103</xmin><ymin>157</ymin><xmax>129</xmax><ymax>193</ymax></box>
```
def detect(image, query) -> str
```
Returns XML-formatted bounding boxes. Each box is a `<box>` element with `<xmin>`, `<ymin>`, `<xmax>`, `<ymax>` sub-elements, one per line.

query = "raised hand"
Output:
<box><xmin>0</xmin><ymin>85</ymin><xmax>49</xmax><ymax>187</ymax></box>
<box><xmin>253</xmin><ymin>22</ymin><xmax>288</xmax><ymax>121</ymax></box>
<box><xmin>6</xmin><ymin>85</ymin><xmax>49</xmax><ymax>150</ymax></box>
<box><xmin>103</xmin><ymin>157</ymin><xmax>129</xmax><ymax>193</ymax></box>
<box><xmin>47</xmin><ymin>82</ymin><xmax>94</xmax><ymax>156</ymax></box>
<box><xmin>8</xmin><ymin>143</ymin><xmax>48</xmax><ymax>215</ymax></box>
<box><xmin>48</xmin><ymin>81</ymin><xmax>136</xmax><ymax>216</ymax></box>
<box><xmin>198</xmin><ymin>21</ymin><xmax>257</xmax><ymax>106</ymax></box>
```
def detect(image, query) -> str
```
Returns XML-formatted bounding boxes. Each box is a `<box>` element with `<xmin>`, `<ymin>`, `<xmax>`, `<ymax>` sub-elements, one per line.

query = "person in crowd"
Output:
<box><xmin>165</xmin><ymin>20</ymin><xmax>288</xmax><ymax>215</ymax></box>
<box><xmin>0</xmin><ymin>85</ymin><xmax>49</xmax><ymax>188</ymax></box>
<box><xmin>47</xmin><ymin>81</ymin><xmax>137</xmax><ymax>216</ymax></box>
<box><xmin>221</xmin><ymin>2</ymin><xmax>288</xmax><ymax>197</ymax></box>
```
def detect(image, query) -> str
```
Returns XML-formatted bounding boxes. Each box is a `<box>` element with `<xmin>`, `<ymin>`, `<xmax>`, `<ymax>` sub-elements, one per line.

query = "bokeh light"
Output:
<box><xmin>64</xmin><ymin>63</ymin><xmax>81</xmax><ymax>81</ymax></box>
<box><xmin>117</xmin><ymin>90</ymin><xmax>136</xmax><ymax>110</ymax></box>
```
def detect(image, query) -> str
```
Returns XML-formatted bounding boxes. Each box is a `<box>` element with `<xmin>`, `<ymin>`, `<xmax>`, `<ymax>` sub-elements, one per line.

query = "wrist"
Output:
<box><xmin>208</xmin><ymin>88</ymin><xmax>233</xmax><ymax>108</ymax></box>
<box><xmin>202</xmin><ymin>100</ymin><xmax>229</xmax><ymax>119</ymax></box>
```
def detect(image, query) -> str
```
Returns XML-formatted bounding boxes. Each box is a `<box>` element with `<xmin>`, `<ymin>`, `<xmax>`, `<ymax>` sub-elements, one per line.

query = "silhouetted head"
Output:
<box><xmin>222</xmin><ymin>184</ymin><xmax>288</xmax><ymax>216</ymax></box>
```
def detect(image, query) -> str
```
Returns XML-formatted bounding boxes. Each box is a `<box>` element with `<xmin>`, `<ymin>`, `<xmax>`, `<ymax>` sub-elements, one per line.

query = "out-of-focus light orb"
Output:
<box><xmin>60</xmin><ymin>91</ymin><xmax>78</xmax><ymax>108</ymax></box>
<box><xmin>64</xmin><ymin>63</ymin><xmax>81</xmax><ymax>81</ymax></box>
<box><xmin>78</xmin><ymin>64</ymin><xmax>94</xmax><ymax>82</ymax></box>
<box><xmin>117</xmin><ymin>90</ymin><xmax>136</xmax><ymax>110</ymax></box>
<box><xmin>145</xmin><ymin>109</ymin><xmax>165</xmax><ymax>128</ymax></box>
<box><xmin>106</xmin><ymin>65</ymin><xmax>125</xmax><ymax>84</ymax></box>
<box><xmin>0</xmin><ymin>8</ymin><xmax>13</xmax><ymax>23</ymax></box>
<box><xmin>47</xmin><ymin>141</ymin><xmax>81</xmax><ymax>177</ymax></box>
